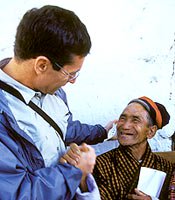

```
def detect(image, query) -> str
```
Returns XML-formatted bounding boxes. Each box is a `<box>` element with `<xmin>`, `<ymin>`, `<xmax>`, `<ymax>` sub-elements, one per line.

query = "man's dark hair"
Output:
<box><xmin>14</xmin><ymin>5</ymin><xmax>91</xmax><ymax>69</ymax></box>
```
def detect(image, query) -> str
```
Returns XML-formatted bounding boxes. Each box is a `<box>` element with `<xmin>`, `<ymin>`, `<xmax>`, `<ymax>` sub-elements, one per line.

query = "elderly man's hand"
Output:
<box><xmin>75</xmin><ymin>143</ymin><xmax>96</xmax><ymax>174</ymax></box>
<box><xmin>75</xmin><ymin>143</ymin><xmax>96</xmax><ymax>192</ymax></box>
<box><xmin>127</xmin><ymin>189</ymin><xmax>152</xmax><ymax>200</ymax></box>
<box><xmin>60</xmin><ymin>143</ymin><xmax>96</xmax><ymax>192</ymax></box>
<box><xmin>59</xmin><ymin>143</ymin><xmax>96</xmax><ymax>174</ymax></box>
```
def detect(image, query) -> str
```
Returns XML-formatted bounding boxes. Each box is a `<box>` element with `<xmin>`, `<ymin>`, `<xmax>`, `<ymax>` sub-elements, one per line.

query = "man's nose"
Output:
<box><xmin>121</xmin><ymin>120</ymin><xmax>132</xmax><ymax>129</ymax></box>
<box><xmin>69</xmin><ymin>78</ymin><xmax>77</xmax><ymax>84</ymax></box>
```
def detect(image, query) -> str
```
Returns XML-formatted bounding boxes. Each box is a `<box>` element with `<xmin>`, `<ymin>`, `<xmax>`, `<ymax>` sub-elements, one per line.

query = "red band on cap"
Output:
<box><xmin>140</xmin><ymin>96</ymin><xmax>162</xmax><ymax>128</ymax></box>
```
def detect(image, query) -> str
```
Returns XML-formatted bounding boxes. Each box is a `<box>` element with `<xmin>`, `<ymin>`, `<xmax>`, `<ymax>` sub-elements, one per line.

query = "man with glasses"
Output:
<box><xmin>0</xmin><ymin>5</ymin><xmax>113</xmax><ymax>199</ymax></box>
<box><xmin>52</xmin><ymin>60</ymin><xmax>80</xmax><ymax>82</ymax></box>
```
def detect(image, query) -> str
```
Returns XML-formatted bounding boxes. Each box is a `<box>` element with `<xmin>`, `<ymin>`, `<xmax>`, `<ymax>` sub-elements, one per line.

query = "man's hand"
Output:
<box><xmin>104</xmin><ymin>119</ymin><xmax>118</xmax><ymax>132</ymax></box>
<box><xmin>76</xmin><ymin>143</ymin><xmax>96</xmax><ymax>192</ymax></box>
<box><xmin>75</xmin><ymin>143</ymin><xmax>96</xmax><ymax>175</ymax></box>
<box><xmin>127</xmin><ymin>188</ymin><xmax>152</xmax><ymax>200</ymax></box>
<box><xmin>59</xmin><ymin>143</ymin><xmax>81</xmax><ymax>165</ymax></box>
<box><xmin>60</xmin><ymin>143</ymin><xmax>96</xmax><ymax>192</ymax></box>
<box><xmin>59</xmin><ymin>143</ymin><xmax>96</xmax><ymax>174</ymax></box>
<box><xmin>105</xmin><ymin>120</ymin><xmax>118</xmax><ymax>140</ymax></box>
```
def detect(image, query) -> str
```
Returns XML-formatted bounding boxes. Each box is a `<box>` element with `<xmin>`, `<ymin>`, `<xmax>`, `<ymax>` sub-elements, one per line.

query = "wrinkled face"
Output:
<box><xmin>37</xmin><ymin>55</ymin><xmax>84</xmax><ymax>94</ymax></box>
<box><xmin>117</xmin><ymin>102</ymin><xmax>151</xmax><ymax>147</ymax></box>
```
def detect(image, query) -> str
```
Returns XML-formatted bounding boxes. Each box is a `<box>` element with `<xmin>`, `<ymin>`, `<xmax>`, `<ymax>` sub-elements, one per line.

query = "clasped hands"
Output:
<box><xmin>60</xmin><ymin>143</ymin><xmax>96</xmax><ymax>192</ymax></box>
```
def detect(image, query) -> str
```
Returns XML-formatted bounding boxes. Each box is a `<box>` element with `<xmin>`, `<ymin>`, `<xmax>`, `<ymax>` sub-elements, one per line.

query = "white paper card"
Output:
<box><xmin>137</xmin><ymin>167</ymin><xmax>166</xmax><ymax>198</ymax></box>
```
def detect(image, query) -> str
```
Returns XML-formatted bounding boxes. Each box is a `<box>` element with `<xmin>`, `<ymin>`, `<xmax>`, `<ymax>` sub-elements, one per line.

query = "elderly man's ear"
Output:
<box><xmin>147</xmin><ymin>125</ymin><xmax>158</xmax><ymax>139</ymax></box>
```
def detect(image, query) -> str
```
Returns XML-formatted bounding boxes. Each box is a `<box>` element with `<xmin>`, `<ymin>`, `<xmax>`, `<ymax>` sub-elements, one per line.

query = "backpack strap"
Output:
<box><xmin>0</xmin><ymin>80</ymin><xmax>65</xmax><ymax>144</ymax></box>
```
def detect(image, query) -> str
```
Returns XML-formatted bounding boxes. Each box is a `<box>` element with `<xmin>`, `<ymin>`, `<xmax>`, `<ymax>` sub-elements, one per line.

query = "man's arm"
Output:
<box><xmin>0</xmin><ymin>87</ymin><xmax>85</xmax><ymax>200</ymax></box>
<box><xmin>0</xmin><ymin>135</ymin><xmax>82</xmax><ymax>199</ymax></box>
<box><xmin>75</xmin><ymin>174</ymin><xmax>101</xmax><ymax>200</ymax></box>
<box><xmin>56</xmin><ymin>88</ymin><xmax>117</xmax><ymax>145</ymax></box>
<box><xmin>66</xmin><ymin>119</ymin><xmax>108</xmax><ymax>145</ymax></box>
<box><xmin>60</xmin><ymin>143</ymin><xmax>101</xmax><ymax>200</ymax></box>
<box><xmin>60</xmin><ymin>143</ymin><xmax>96</xmax><ymax>191</ymax></box>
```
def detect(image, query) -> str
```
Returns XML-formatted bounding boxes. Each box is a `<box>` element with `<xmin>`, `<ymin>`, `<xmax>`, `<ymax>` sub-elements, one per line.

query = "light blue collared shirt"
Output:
<box><xmin>0</xmin><ymin>69</ymin><xmax>69</xmax><ymax>167</ymax></box>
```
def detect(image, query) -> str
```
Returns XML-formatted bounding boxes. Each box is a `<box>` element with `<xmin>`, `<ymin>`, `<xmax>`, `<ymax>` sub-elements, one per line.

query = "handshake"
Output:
<box><xmin>60</xmin><ymin>143</ymin><xmax>96</xmax><ymax>192</ymax></box>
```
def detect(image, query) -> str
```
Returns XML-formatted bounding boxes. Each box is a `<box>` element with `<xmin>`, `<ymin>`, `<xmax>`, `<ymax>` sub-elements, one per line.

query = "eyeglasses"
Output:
<box><xmin>53</xmin><ymin>61</ymin><xmax>80</xmax><ymax>81</ymax></box>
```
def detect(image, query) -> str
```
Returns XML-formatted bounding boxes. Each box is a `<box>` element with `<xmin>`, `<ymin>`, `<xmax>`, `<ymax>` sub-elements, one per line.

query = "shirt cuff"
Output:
<box><xmin>150</xmin><ymin>196</ymin><xmax>159</xmax><ymax>200</ymax></box>
<box><xmin>75</xmin><ymin>174</ymin><xmax>101</xmax><ymax>200</ymax></box>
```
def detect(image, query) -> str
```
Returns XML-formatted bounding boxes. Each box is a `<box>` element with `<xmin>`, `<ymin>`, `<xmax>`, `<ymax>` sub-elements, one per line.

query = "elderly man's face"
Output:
<box><xmin>117</xmin><ymin>102</ymin><xmax>151</xmax><ymax>147</ymax></box>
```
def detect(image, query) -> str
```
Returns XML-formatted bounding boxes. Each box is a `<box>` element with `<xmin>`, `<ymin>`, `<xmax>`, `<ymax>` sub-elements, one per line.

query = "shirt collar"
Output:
<box><xmin>0</xmin><ymin>69</ymin><xmax>36</xmax><ymax>104</ymax></box>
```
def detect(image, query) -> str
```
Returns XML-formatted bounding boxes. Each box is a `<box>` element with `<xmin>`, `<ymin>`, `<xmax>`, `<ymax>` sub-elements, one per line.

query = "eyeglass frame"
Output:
<box><xmin>51</xmin><ymin>59</ymin><xmax>80</xmax><ymax>81</ymax></box>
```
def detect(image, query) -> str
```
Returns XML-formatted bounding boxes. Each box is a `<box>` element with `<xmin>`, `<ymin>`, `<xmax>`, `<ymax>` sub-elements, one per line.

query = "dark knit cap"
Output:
<box><xmin>128</xmin><ymin>96</ymin><xmax>170</xmax><ymax>129</ymax></box>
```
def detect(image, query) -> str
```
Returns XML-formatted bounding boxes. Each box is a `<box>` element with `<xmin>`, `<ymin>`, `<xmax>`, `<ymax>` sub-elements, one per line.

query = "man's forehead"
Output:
<box><xmin>122</xmin><ymin>102</ymin><xmax>148</xmax><ymax>116</ymax></box>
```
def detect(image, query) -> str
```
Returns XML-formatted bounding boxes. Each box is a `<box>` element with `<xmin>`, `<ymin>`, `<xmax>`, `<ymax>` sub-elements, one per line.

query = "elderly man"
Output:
<box><xmin>93</xmin><ymin>96</ymin><xmax>174</xmax><ymax>200</ymax></box>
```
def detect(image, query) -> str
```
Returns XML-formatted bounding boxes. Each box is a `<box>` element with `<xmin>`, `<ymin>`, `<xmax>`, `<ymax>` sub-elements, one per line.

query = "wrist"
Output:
<box><xmin>80</xmin><ymin>175</ymin><xmax>88</xmax><ymax>192</ymax></box>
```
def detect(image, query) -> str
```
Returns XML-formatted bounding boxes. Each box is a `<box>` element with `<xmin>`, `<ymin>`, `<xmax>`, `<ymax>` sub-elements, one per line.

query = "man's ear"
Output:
<box><xmin>147</xmin><ymin>125</ymin><xmax>158</xmax><ymax>139</ymax></box>
<box><xmin>34</xmin><ymin>56</ymin><xmax>50</xmax><ymax>75</ymax></box>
